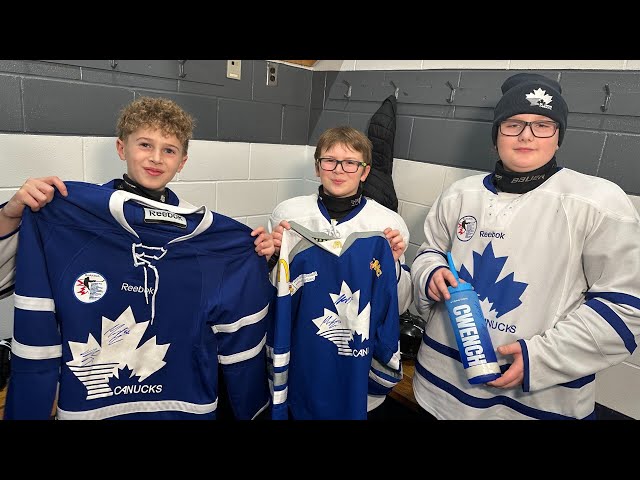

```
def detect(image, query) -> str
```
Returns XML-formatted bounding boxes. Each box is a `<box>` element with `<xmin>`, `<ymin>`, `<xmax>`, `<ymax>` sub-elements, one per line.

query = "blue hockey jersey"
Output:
<box><xmin>267</xmin><ymin>221</ymin><xmax>402</xmax><ymax>420</ymax></box>
<box><xmin>5</xmin><ymin>181</ymin><xmax>272</xmax><ymax>420</ymax></box>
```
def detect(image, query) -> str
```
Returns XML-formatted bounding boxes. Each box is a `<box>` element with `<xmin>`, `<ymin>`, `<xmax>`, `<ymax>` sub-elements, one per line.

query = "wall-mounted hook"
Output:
<box><xmin>390</xmin><ymin>80</ymin><xmax>399</xmax><ymax>99</ymax></box>
<box><xmin>110</xmin><ymin>60</ymin><xmax>118</xmax><ymax>69</ymax></box>
<box><xmin>600</xmin><ymin>84</ymin><xmax>611</xmax><ymax>112</ymax></box>
<box><xmin>445</xmin><ymin>81</ymin><xmax>456</xmax><ymax>104</ymax></box>
<box><xmin>343</xmin><ymin>80</ymin><xmax>352</xmax><ymax>99</ymax></box>
<box><xmin>178</xmin><ymin>60</ymin><xmax>187</xmax><ymax>79</ymax></box>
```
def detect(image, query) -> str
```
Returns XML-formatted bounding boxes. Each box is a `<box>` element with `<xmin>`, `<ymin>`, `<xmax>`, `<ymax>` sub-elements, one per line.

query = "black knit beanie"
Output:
<box><xmin>492</xmin><ymin>73</ymin><xmax>568</xmax><ymax>146</ymax></box>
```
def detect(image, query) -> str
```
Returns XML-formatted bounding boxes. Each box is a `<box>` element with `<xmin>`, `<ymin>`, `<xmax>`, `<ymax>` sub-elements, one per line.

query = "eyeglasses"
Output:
<box><xmin>317</xmin><ymin>157</ymin><xmax>368</xmax><ymax>173</ymax></box>
<box><xmin>499</xmin><ymin>119</ymin><xmax>559</xmax><ymax>138</ymax></box>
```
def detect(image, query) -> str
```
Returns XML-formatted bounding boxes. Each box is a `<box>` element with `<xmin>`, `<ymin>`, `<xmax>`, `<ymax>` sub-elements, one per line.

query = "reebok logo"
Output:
<box><xmin>121</xmin><ymin>282</ymin><xmax>155</xmax><ymax>294</ymax></box>
<box><xmin>143</xmin><ymin>208</ymin><xmax>187</xmax><ymax>228</ymax></box>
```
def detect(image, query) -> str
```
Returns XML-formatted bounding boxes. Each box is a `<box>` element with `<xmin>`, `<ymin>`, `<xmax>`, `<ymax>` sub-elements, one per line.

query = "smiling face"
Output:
<box><xmin>315</xmin><ymin>142</ymin><xmax>371</xmax><ymax>198</ymax></box>
<box><xmin>496</xmin><ymin>113</ymin><xmax>560</xmax><ymax>172</ymax></box>
<box><xmin>116</xmin><ymin>127</ymin><xmax>188</xmax><ymax>191</ymax></box>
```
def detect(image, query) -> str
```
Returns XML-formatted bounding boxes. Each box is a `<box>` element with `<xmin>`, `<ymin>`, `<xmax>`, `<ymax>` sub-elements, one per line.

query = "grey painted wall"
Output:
<box><xmin>1</xmin><ymin>60</ymin><xmax>639</xmax><ymax>196</ymax></box>
<box><xmin>309</xmin><ymin>69</ymin><xmax>640</xmax><ymax>196</ymax></box>
<box><xmin>0</xmin><ymin>60</ymin><xmax>312</xmax><ymax>145</ymax></box>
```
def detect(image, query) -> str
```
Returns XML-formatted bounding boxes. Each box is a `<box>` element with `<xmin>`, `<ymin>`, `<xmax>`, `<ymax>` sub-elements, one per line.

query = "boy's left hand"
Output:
<box><xmin>383</xmin><ymin>227</ymin><xmax>405</xmax><ymax>262</ymax></box>
<box><xmin>486</xmin><ymin>342</ymin><xmax>524</xmax><ymax>389</ymax></box>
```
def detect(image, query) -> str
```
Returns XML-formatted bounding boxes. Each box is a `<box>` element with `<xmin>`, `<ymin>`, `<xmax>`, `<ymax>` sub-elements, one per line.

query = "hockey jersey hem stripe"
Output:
<box><xmin>218</xmin><ymin>334</ymin><xmax>266</xmax><ymax>364</ymax></box>
<box><xmin>414</xmin><ymin>360</ymin><xmax>583</xmax><ymax>420</ymax></box>
<box><xmin>11</xmin><ymin>338</ymin><xmax>62</xmax><ymax>360</ymax></box>
<box><xmin>212</xmin><ymin>303</ymin><xmax>269</xmax><ymax>333</ymax></box>
<box><xmin>14</xmin><ymin>294</ymin><xmax>55</xmax><ymax>312</ymax></box>
<box><xmin>56</xmin><ymin>398</ymin><xmax>218</xmax><ymax>420</ymax></box>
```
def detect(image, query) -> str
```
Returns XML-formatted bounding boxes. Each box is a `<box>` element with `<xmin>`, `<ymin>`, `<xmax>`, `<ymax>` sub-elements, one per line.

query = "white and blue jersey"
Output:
<box><xmin>412</xmin><ymin>168</ymin><xmax>640</xmax><ymax>419</ymax></box>
<box><xmin>5</xmin><ymin>181</ymin><xmax>272</xmax><ymax>420</ymax></box>
<box><xmin>268</xmin><ymin>221</ymin><xmax>402</xmax><ymax>420</ymax></box>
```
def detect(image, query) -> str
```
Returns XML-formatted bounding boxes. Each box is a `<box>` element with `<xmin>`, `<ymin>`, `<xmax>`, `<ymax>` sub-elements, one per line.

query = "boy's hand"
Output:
<box><xmin>271</xmin><ymin>220</ymin><xmax>291</xmax><ymax>257</ymax></box>
<box><xmin>1</xmin><ymin>176</ymin><xmax>68</xmax><ymax>219</ymax></box>
<box><xmin>251</xmin><ymin>226</ymin><xmax>275</xmax><ymax>260</ymax></box>
<box><xmin>383</xmin><ymin>227</ymin><xmax>405</xmax><ymax>262</ymax></box>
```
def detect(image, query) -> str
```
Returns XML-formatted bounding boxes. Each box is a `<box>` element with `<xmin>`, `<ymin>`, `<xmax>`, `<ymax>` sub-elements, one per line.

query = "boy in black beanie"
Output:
<box><xmin>411</xmin><ymin>72</ymin><xmax>640</xmax><ymax>420</ymax></box>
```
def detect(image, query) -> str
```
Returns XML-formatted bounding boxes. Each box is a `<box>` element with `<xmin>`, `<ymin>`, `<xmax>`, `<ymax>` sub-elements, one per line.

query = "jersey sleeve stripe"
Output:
<box><xmin>11</xmin><ymin>337</ymin><xmax>62</xmax><ymax>360</ymax></box>
<box><xmin>272</xmin><ymin>369</ymin><xmax>288</xmax><ymax>387</ymax></box>
<box><xmin>585</xmin><ymin>299</ymin><xmax>637</xmax><ymax>353</ymax></box>
<box><xmin>368</xmin><ymin>369</ymin><xmax>399</xmax><ymax>388</ymax></box>
<box><xmin>14</xmin><ymin>294</ymin><xmax>56</xmax><ymax>312</ymax></box>
<box><xmin>211</xmin><ymin>303</ymin><xmax>269</xmax><ymax>333</ymax></box>
<box><xmin>218</xmin><ymin>333</ymin><xmax>266</xmax><ymax>364</ymax></box>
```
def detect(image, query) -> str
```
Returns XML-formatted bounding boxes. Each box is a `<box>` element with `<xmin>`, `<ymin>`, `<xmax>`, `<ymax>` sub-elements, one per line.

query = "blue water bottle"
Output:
<box><xmin>444</xmin><ymin>251</ymin><xmax>501</xmax><ymax>384</ymax></box>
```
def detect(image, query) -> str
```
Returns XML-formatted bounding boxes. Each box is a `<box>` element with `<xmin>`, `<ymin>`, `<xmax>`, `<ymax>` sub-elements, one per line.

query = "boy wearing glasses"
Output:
<box><xmin>268</xmin><ymin>126</ymin><xmax>411</xmax><ymax>419</ymax></box>
<box><xmin>411</xmin><ymin>73</ymin><xmax>640</xmax><ymax>419</ymax></box>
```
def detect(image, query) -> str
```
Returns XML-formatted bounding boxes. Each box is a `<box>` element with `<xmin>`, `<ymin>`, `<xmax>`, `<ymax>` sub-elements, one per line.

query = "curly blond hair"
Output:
<box><xmin>116</xmin><ymin>97</ymin><xmax>195</xmax><ymax>153</ymax></box>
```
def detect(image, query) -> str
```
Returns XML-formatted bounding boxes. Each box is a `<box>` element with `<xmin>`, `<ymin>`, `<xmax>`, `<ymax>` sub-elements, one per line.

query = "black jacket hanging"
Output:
<box><xmin>363</xmin><ymin>94</ymin><xmax>399</xmax><ymax>212</ymax></box>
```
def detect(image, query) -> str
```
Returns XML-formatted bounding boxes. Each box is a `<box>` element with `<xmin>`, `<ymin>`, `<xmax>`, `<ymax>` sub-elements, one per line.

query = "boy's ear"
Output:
<box><xmin>177</xmin><ymin>155</ymin><xmax>188</xmax><ymax>173</ymax></box>
<box><xmin>360</xmin><ymin>163</ymin><xmax>371</xmax><ymax>182</ymax></box>
<box><xmin>116</xmin><ymin>138</ymin><xmax>126</xmax><ymax>161</ymax></box>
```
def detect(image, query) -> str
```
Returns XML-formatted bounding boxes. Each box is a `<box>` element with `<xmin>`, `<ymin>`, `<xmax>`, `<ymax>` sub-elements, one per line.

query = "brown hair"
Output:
<box><xmin>116</xmin><ymin>97</ymin><xmax>195</xmax><ymax>153</ymax></box>
<box><xmin>314</xmin><ymin>126</ymin><xmax>372</xmax><ymax>166</ymax></box>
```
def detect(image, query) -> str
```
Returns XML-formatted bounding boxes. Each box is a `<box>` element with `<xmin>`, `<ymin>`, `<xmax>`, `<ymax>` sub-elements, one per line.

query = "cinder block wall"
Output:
<box><xmin>1</xmin><ymin>59</ymin><xmax>638</xmax><ymax>418</ymax></box>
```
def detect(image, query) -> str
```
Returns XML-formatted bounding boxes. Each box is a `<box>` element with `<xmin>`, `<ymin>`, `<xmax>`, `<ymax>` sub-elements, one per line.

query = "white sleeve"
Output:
<box><xmin>411</xmin><ymin>193</ymin><xmax>454</xmax><ymax>317</ymax></box>
<box><xmin>524</xmin><ymin>204</ymin><xmax>640</xmax><ymax>391</ymax></box>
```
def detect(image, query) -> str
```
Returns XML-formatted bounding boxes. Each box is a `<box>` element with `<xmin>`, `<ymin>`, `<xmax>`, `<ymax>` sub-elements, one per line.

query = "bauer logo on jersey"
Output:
<box><xmin>311</xmin><ymin>280</ymin><xmax>371</xmax><ymax>358</ymax></box>
<box><xmin>73</xmin><ymin>272</ymin><xmax>107</xmax><ymax>303</ymax></box>
<box><xmin>143</xmin><ymin>208</ymin><xmax>187</xmax><ymax>228</ymax></box>
<box><xmin>66</xmin><ymin>306</ymin><xmax>169</xmax><ymax>400</ymax></box>
<box><xmin>456</xmin><ymin>215</ymin><xmax>477</xmax><ymax>242</ymax></box>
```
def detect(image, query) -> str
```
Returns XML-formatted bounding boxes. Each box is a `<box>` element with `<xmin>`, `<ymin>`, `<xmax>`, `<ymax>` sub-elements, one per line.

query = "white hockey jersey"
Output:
<box><xmin>267</xmin><ymin>221</ymin><xmax>402</xmax><ymax>419</ymax></box>
<box><xmin>412</xmin><ymin>169</ymin><xmax>640</xmax><ymax>420</ymax></box>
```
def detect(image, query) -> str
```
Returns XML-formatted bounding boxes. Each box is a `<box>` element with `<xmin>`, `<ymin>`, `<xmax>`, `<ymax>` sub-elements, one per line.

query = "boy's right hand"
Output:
<box><xmin>427</xmin><ymin>267</ymin><xmax>459</xmax><ymax>302</ymax></box>
<box><xmin>271</xmin><ymin>220</ymin><xmax>291</xmax><ymax>257</ymax></box>
<box><xmin>1</xmin><ymin>176</ymin><xmax>68</xmax><ymax>219</ymax></box>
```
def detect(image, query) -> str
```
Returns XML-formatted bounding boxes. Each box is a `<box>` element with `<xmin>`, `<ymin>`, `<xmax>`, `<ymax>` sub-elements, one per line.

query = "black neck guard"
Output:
<box><xmin>493</xmin><ymin>157</ymin><xmax>558</xmax><ymax>194</ymax></box>
<box><xmin>114</xmin><ymin>174</ymin><xmax>168</xmax><ymax>203</ymax></box>
<box><xmin>318</xmin><ymin>183</ymin><xmax>363</xmax><ymax>221</ymax></box>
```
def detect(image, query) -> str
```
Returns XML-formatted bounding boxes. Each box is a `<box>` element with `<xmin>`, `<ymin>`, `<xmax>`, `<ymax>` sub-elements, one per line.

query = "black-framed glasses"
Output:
<box><xmin>317</xmin><ymin>157</ymin><xmax>368</xmax><ymax>173</ymax></box>
<box><xmin>499</xmin><ymin>119</ymin><xmax>559</xmax><ymax>138</ymax></box>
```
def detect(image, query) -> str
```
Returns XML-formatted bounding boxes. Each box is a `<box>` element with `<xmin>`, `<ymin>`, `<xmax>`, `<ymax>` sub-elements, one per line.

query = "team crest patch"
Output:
<box><xmin>525</xmin><ymin>88</ymin><xmax>553</xmax><ymax>110</ymax></box>
<box><xmin>73</xmin><ymin>272</ymin><xmax>107</xmax><ymax>303</ymax></box>
<box><xmin>369</xmin><ymin>258</ymin><xmax>382</xmax><ymax>277</ymax></box>
<box><xmin>456</xmin><ymin>215</ymin><xmax>477</xmax><ymax>242</ymax></box>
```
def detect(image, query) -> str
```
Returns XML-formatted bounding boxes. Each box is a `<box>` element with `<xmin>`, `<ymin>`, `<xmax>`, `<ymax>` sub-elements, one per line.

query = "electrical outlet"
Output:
<box><xmin>266</xmin><ymin>61</ymin><xmax>278</xmax><ymax>86</ymax></box>
<box><xmin>226</xmin><ymin>60</ymin><xmax>241</xmax><ymax>80</ymax></box>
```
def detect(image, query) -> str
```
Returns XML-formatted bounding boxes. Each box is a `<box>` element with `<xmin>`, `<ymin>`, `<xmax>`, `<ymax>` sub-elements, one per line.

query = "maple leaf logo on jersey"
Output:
<box><xmin>525</xmin><ymin>88</ymin><xmax>553</xmax><ymax>110</ymax></box>
<box><xmin>458</xmin><ymin>242</ymin><xmax>528</xmax><ymax>319</ymax></box>
<box><xmin>311</xmin><ymin>281</ymin><xmax>371</xmax><ymax>357</ymax></box>
<box><xmin>66</xmin><ymin>306</ymin><xmax>170</xmax><ymax>400</ymax></box>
